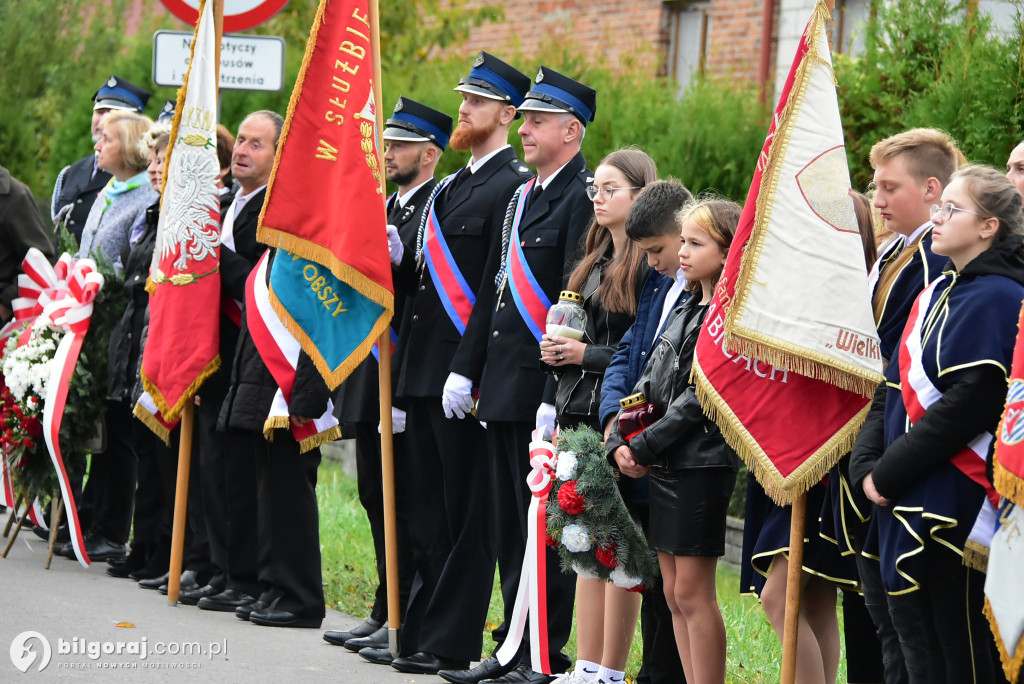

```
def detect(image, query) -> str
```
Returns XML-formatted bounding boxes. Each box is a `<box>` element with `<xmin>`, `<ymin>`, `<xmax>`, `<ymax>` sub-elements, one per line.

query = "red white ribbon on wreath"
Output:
<box><xmin>1</xmin><ymin>248</ymin><xmax>103</xmax><ymax>566</ymax></box>
<box><xmin>496</xmin><ymin>428</ymin><xmax>556</xmax><ymax>674</ymax></box>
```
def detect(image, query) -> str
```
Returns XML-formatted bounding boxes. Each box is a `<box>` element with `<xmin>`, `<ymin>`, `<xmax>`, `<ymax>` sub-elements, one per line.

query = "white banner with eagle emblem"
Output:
<box><xmin>138</xmin><ymin>0</ymin><xmax>222</xmax><ymax>430</ymax></box>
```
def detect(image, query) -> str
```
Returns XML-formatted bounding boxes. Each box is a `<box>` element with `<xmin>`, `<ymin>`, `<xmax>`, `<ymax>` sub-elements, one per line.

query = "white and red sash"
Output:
<box><xmin>496</xmin><ymin>429</ymin><xmax>555</xmax><ymax>675</ymax></box>
<box><xmin>245</xmin><ymin>251</ymin><xmax>340</xmax><ymax>452</ymax></box>
<box><xmin>899</xmin><ymin>276</ymin><xmax>999</xmax><ymax>548</ymax></box>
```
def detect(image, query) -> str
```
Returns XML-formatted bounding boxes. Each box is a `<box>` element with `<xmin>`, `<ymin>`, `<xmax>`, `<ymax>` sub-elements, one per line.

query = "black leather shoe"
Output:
<box><xmin>198</xmin><ymin>589</ymin><xmax>257</xmax><ymax>612</ymax></box>
<box><xmin>178</xmin><ymin>583</ymin><xmax>222</xmax><ymax>606</ymax></box>
<box><xmin>138</xmin><ymin>572</ymin><xmax>170</xmax><ymax>590</ymax></box>
<box><xmin>236</xmin><ymin>598</ymin><xmax>272</xmax><ymax>621</ymax></box>
<box><xmin>482</xmin><ymin>664</ymin><xmax>554</xmax><ymax>683</ymax></box>
<box><xmin>440</xmin><ymin>656</ymin><xmax>519</xmax><ymax>684</ymax></box>
<box><xmin>343</xmin><ymin>625</ymin><xmax>388</xmax><ymax>652</ymax></box>
<box><xmin>358</xmin><ymin>646</ymin><xmax>394</xmax><ymax>665</ymax></box>
<box><xmin>84</xmin><ymin>537</ymin><xmax>128</xmax><ymax>562</ymax></box>
<box><xmin>248</xmin><ymin>607</ymin><xmax>322</xmax><ymax>628</ymax></box>
<box><xmin>34</xmin><ymin>524</ymin><xmax>69</xmax><ymax>543</ymax></box>
<box><xmin>55</xmin><ymin>541</ymin><xmax>77</xmax><ymax>559</ymax></box>
<box><xmin>322</xmin><ymin>618</ymin><xmax>382</xmax><ymax>646</ymax></box>
<box><xmin>392</xmin><ymin>651</ymin><xmax>470</xmax><ymax>675</ymax></box>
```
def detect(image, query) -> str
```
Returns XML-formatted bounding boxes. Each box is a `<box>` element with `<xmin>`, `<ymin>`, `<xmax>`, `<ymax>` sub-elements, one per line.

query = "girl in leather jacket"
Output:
<box><xmin>607</xmin><ymin>198</ymin><xmax>742</xmax><ymax>684</ymax></box>
<box><xmin>538</xmin><ymin>148</ymin><xmax>655</xmax><ymax>684</ymax></box>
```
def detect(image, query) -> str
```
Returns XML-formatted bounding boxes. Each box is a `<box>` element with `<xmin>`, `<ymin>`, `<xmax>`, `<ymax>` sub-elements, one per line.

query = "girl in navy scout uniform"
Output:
<box><xmin>850</xmin><ymin>165</ymin><xmax>1024</xmax><ymax>684</ymax></box>
<box><xmin>606</xmin><ymin>198</ymin><xmax>742</xmax><ymax>684</ymax></box>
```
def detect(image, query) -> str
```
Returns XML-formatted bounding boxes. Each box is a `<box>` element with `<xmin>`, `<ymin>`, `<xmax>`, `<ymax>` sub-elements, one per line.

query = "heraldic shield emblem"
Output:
<box><xmin>796</xmin><ymin>145</ymin><xmax>859</xmax><ymax>234</ymax></box>
<box><xmin>1001</xmin><ymin>380</ymin><xmax>1024</xmax><ymax>446</ymax></box>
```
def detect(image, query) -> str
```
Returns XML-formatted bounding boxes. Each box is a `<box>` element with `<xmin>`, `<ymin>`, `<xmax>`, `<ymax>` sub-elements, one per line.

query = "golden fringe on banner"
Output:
<box><xmin>132</xmin><ymin>403</ymin><xmax>172</xmax><ymax>445</ymax></box>
<box><xmin>262</xmin><ymin>416</ymin><xmax>341</xmax><ymax>454</ymax></box>
<box><xmin>140</xmin><ymin>356</ymin><xmax>221</xmax><ymax>424</ymax></box>
<box><xmin>726</xmin><ymin>333</ymin><xmax>881</xmax><ymax>398</ymax></box>
<box><xmin>994</xmin><ymin>459</ymin><xmax>1024</xmax><ymax>508</ymax></box>
<box><xmin>985</xmin><ymin>597</ymin><xmax>1024</xmax><ymax>684</ymax></box>
<box><xmin>692</xmin><ymin>358</ymin><xmax>868</xmax><ymax>506</ymax></box>
<box><xmin>723</xmin><ymin>1</ymin><xmax>880</xmax><ymax>396</ymax></box>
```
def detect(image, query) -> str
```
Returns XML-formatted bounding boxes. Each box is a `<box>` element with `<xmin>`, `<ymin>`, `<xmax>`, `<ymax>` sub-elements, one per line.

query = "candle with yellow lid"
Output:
<box><xmin>545</xmin><ymin>291</ymin><xmax>587</xmax><ymax>341</ymax></box>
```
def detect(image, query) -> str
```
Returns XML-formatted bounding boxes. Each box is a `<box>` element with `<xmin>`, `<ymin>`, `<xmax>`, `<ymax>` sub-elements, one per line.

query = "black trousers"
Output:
<box><xmin>197</xmin><ymin>399</ymin><xmax>259</xmax><ymax>595</ymax></box>
<box><xmin>352</xmin><ymin>422</ymin><xmax>414</xmax><ymax>626</ymax></box>
<box><xmin>254</xmin><ymin>430</ymin><xmax>324</xmax><ymax>618</ymax></box>
<box><xmin>402</xmin><ymin>398</ymin><xmax>497</xmax><ymax>662</ymax></box>
<box><xmin>488</xmin><ymin>421</ymin><xmax>575</xmax><ymax>673</ymax></box>
<box><xmin>87</xmin><ymin>400</ymin><xmax>138</xmax><ymax>544</ymax></box>
<box><xmin>632</xmin><ymin>503</ymin><xmax>687</xmax><ymax>684</ymax></box>
<box><xmin>886</xmin><ymin>547</ymin><xmax>1003</xmax><ymax>684</ymax></box>
<box><xmin>128</xmin><ymin>419</ymin><xmax>177</xmax><ymax>568</ymax></box>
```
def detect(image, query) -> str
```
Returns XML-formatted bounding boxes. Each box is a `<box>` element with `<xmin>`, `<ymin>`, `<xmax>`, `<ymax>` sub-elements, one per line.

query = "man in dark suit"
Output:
<box><xmin>52</xmin><ymin>75</ymin><xmax>151</xmax><ymax>242</ymax></box>
<box><xmin>358</xmin><ymin>55</ymin><xmax>535</xmax><ymax>678</ymax></box>
<box><xmin>188</xmin><ymin>111</ymin><xmax>281</xmax><ymax>612</ymax></box>
<box><xmin>446</xmin><ymin>67</ymin><xmax>597</xmax><ymax>684</ymax></box>
<box><xmin>321</xmin><ymin>98</ymin><xmax>449</xmax><ymax>651</ymax></box>
<box><xmin>0</xmin><ymin>164</ymin><xmax>54</xmax><ymax>321</ymax></box>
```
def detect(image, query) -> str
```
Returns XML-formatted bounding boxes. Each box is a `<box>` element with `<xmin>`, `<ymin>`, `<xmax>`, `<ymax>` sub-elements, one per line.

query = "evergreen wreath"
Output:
<box><xmin>545</xmin><ymin>425</ymin><xmax>659</xmax><ymax>590</ymax></box>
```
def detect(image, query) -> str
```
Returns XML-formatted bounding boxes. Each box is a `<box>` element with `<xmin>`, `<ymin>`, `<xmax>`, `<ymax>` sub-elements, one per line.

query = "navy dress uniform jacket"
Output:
<box><xmin>453</xmin><ymin>151</ymin><xmax>594</xmax><ymax>422</ymax></box>
<box><xmin>394</xmin><ymin>148</ymin><xmax>531</xmax><ymax>400</ymax></box>
<box><xmin>52</xmin><ymin>154</ymin><xmax>112</xmax><ymax>243</ymax></box>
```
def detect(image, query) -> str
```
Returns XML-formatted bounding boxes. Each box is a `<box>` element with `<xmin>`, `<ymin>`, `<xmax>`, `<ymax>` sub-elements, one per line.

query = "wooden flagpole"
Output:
<box><xmin>367</xmin><ymin>0</ymin><xmax>401</xmax><ymax>658</ymax></box>
<box><xmin>167</xmin><ymin>0</ymin><xmax>223</xmax><ymax>606</ymax></box>
<box><xmin>779</xmin><ymin>2</ymin><xmax>834</xmax><ymax>677</ymax></box>
<box><xmin>780</xmin><ymin>492</ymin><xmax>807</xmax><ymax>684</ymax></box>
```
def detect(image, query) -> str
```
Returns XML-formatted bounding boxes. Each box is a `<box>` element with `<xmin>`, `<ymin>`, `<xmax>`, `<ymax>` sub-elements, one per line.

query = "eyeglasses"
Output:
<box><xmin>586</xmin><ymin>185</ymin><xmax>640</xmax><ymax>201</ymax></box>
<box><xmin>930</xmin><ymin>202</ymin><xmax>984</xmax><ymax>222</ymax></box>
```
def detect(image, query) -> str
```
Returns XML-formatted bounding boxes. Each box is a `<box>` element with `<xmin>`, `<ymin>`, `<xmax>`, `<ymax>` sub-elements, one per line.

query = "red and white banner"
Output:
<box><xmin>139</xmin><ymin>0</ymin><xmax>222</xmax><ymax>431</ymax></box>
<box><xmin>692</xmin><ymin>1</ymin><xmax>879</xmax><ymax>505</ymax></box>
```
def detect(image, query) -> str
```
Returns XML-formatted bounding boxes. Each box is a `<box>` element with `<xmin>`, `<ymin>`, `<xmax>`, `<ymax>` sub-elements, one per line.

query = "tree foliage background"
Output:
<box><xmin>1</xmin><ymin>0</ymin><xmax>1022</xmax><ymax>212</ymax></box>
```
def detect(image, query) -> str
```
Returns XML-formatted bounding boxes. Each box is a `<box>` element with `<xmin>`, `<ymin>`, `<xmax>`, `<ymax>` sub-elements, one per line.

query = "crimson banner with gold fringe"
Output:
<box><xmin>139</xmin><ymin>0</ymin><xmax>221</xmax><ymax>428</ymax></box>
<box><xmin>692</xmin><ymin>2</ymin><xmax>881</xmax><ymax>505</ymax></box>
<box><xmin>256</xmin><ymin>0</ymin><xmax>392</xmax><ymax>390</ymax></box>
<box><xmin>994</xmin><ymin>303</ymin><xmax>1024</xmax><ymax>506</ymax></box>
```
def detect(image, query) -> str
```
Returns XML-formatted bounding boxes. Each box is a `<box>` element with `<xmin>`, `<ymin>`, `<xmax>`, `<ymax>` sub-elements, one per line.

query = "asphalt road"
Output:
<box><xmin>0</xmin><ymin>529</ymin><xmax>431</xmax><ymax>682</ymax></box>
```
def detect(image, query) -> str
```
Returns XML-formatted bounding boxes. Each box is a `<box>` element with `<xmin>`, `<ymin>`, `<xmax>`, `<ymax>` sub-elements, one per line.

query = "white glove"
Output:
<box><xmin>442</xmin><ymin>372</ymin><xmax>475</xmax><ymax>419</ymax></box>
<box><xmin>378</xmin><ymin>407</ymin><xmax>407</xmax><ymax>434</ymax></box>
<box><xmin>386</xmin><ymin>224</ymin><xmax>404</xmax><ymax>266</ymax></box>
<box><xmin>535</xmin><ymin>403</ymin><xmax>556</xmax><ymax>441</ymax></box>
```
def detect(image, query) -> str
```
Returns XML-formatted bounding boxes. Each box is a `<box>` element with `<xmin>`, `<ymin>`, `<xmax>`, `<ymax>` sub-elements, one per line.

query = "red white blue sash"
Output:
<box><xmin>246</xmin><ymin>251</ymin><xmax>340</xmax><ymax>452</ymax></box>
<box><xmin>422</xmin><ymin>174</ymin><xmax>477</xmax><ymax>335</ymax></box>
<box><xmin>505</xmin><ymin>178</ymin><xmax>551</xmax><ymax>342</ymax></box>
<box><xmin>899</xmin><ymin>276</ymin><xmax>999</xmax><ymax>517</ymax></box>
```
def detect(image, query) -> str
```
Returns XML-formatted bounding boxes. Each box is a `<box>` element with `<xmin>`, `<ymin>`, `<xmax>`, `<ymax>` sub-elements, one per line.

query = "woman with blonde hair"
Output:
<box><xmin>77</xmin><ymin>110</ymin><xmax>156</xmax><ymax>271</ymax></box>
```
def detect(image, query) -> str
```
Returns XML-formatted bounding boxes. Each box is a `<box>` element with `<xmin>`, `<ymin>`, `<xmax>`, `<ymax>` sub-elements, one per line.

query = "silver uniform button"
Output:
<box><xmin>492</xmin><ymin>330</ymin><xmax>499</xmax><ymax>339</ymax></box>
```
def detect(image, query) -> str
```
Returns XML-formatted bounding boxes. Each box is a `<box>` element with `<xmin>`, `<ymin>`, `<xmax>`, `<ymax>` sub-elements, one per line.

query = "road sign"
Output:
<box><xmin>159</xmin><ymin>0</ymin><xmax>289</xmax><ymax>33</ymax></box>
<box><xmin>153</xmin><ymin>31</ymin><xmax>286</xmax><ymax>92</ymax></box>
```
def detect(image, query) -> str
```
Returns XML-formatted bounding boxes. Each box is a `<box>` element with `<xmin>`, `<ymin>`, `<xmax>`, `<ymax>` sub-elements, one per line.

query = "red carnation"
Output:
<box><xmin>626</xmin><ymin>584</ymin><xmax>646</xmax><ymax>593</ymax></box>
<box><xmin>557</xmin><ymin>481</ymin><xmax>585</xmax><ymax>515</ymax></box>
<box><xmin>23</xmin><ymin>438</ymin><xmax>34</xmax><ymax>450</ymax></box>
<box><xmin>24</xmin><ymin>417</ymin><xmax>41</xmax><ymax>437</ymax></box>
<box><xmin>595</xmin><ymin>544</ymin><xmax>618</xmax><ymax>568</ymax></box>
<box><xmin>545</xmin><ymin>533</ymin><xmax>558</xmax><ymax>548</ymax></box>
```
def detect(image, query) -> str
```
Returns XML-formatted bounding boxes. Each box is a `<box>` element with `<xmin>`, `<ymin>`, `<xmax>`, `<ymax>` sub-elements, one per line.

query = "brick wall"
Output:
<box><xmin>459</xmin><ymin>0</ymin><xmax>668</xmax><ymax>74</ymax></box>
<box><xmin>703</xmin><ymin>0</ymin><xmax>780</xmax><ymax>85</ymax></box>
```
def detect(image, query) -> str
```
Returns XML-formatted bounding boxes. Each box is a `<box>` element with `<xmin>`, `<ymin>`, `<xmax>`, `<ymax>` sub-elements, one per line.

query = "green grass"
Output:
<box><xmin>317</xmin><ymin>459</ymin><xmax>845</xmax><ymax>683</ymax></box>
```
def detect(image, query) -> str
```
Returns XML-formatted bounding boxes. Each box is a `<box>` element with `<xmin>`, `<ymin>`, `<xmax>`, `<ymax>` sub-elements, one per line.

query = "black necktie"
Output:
<box><xmin>527</xmin><ymin>183</ymin><xmax>544</xmax><ymax>211</ymax></box>
<box><xmin>388</xmin><ymin>196</ymin><xmax>404</xmax><ymax>224</ymax></box>
<box><xmin>446</xmin><ymin>167</ymin><xmax>472</xmax><ymax>203</ymax></box>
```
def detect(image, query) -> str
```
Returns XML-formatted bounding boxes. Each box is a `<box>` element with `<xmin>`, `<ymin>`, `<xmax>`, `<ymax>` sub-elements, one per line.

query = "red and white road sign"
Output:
<box><xmin>159</xmin><ymin>0</ymin><xmax>289</xmax><ymax>33</ymax></box>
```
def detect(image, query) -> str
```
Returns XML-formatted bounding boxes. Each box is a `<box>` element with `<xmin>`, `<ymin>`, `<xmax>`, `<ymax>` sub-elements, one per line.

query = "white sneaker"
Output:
<box><xmin>551</xmin><ymin>673</ymin><xmax>590</xmax><ymax>684</ymax></box>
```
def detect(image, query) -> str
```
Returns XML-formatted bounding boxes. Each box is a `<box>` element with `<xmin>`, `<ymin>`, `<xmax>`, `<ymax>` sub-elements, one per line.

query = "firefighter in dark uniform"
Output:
<box><xmin>51</xmin><ymin>75</ymin><xmax>151</xmax><ymax>242</ymax></box>
<box><xmin>445</xmin><ymin>68</ymin><xmax>597</xmax><ymax>684</ymax></box>
<box><xmin>361</xmin><ymin>54</ymin><xmax>534</xmax><ymax>678</ymax></box>
<box><xmin>322</xmin><ymin>97</ymin><xmax>450</xmax><ymax>651</ymax></box>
